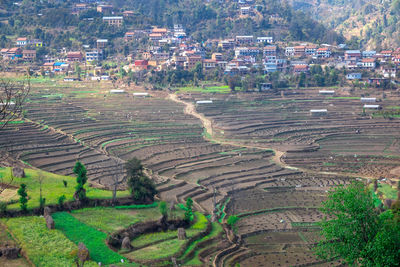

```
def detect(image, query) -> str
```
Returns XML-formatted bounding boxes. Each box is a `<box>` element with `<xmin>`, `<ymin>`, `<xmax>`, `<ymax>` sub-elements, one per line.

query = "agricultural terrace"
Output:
<box><xmin>0</xmin><ymin>167</ymin><xmax>129</xmax><ymax>210</ymax></box>
<box><xmin>187</xmin><ymin>88</ymin><xmax>400</xmax><ymax>179</ymax></box>
<box><xmin>1</xmin><ymin>202</ymin><xmax>223</xmax><ymax>266</ymax></box>
<box><xmin>0</xmin><ymin>77</ymin><xmax>394</xmax><ymax>266</ymax></box>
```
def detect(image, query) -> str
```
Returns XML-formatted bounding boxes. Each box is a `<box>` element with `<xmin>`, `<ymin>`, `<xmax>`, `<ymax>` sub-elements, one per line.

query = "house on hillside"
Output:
<box><xmin>359</xmin><ymin>58</ymin><xmax>376</xmax><ymax>69</ymax></box>
<box><xmin>317</xmin><ymin>47</ymin><xmax>331</xmax><ymax>58</ymax></box>
<box><xmin>257</xmin><ymin>37</ymin><xmax>273</xmax><ymax>44</ymax></box>
<box><xmin>67</xmin><ymin>51</ymin><xmax>83</xmax><ymax>62</ymax></box>
<box><xmin>346</xmin><ymin>73</ymin><xmax>362</xmax><ymax>80</ymax></box>
<box><xmin>102</xmin><ymin>16</ymin><xmax>123</xmax><ymax>27</ymax></box>
<box><xmin>380</xmin><ymin>66</ymin><xmax>396</xmax><ymax>78</ymax></box>
<box><xmin>22</xmin><ymin>50</ymin><xmax>36</xmax><ymax>61</ymax></box>
<box><xmin>236</xmin><ymin>36</ymin><xmax>253</xmax><ymax>45</ymax></box>
<box><xmin>16</xmin><ymin>37</ymin><xmax>28</xmax><ymax>47</ymax></box>
<box><xmin>293</xmin><ymin>64</ymin><xmax>309</xmax><ymax>73</ymax></box>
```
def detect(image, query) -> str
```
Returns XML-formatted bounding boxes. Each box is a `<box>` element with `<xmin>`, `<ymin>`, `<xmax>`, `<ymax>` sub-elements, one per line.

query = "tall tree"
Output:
<box><xmin>315</xmin><ymin>181</ymin><xmax>400</xmax><ymax>266</ymax></box>
<box><xmin>73</xmin><ymin>161</ymin><xmax>87</xmax><ymax>202</ymax></box>
<box><xmin>125</xmin><ymin>157</ymin><xmax>157</xmax><ymax>203</ymax></box>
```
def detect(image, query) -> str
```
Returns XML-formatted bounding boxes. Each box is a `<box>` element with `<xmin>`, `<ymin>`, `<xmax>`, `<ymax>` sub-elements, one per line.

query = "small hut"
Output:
<box><xmin>363</xmin><ymin>104</ymin><xmax>381</xmax><ymax>110</ymax></box>
<box><xmin>361</xmin><ymin>97</ymin><xmax>376</xmax><ymax>103</ymax></box>
<box><xmin>133</xmin><ymin>92</ymin><xmax>149</xmax><ymax>98</ymax></box>
<box><xmin>310</xmin><ymin>109</ymin><xmax>328</xmax><ymax>117</ymax></box>
<box><xmin>109</xmin><ymin>89</ymin><xmax>126</xmax><ymax>94</ymax></box>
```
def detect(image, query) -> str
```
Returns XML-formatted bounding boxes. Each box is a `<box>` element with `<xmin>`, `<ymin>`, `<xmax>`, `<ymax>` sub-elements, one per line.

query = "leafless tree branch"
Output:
<box><xmin>0</xmin><ymin>78</ymin><xmax>30</xmax><ymax>129</ymax></box>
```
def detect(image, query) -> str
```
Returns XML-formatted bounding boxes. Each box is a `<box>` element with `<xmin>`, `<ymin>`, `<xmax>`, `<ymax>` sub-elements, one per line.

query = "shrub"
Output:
<box><xmin>227</xmin><ymin>215</ymin><xmax>240</xmax><ymax>227</ymax></box>
<box><xmin>0</xmin><ymin>201</ymin><xmax>7</xmax><ymax>215</ymax></box>
<box><xmin>159</xmin><ymin>201</ymin><xmax>167</xmax><ymax>217</ymax></box>
<box><xmin>184</xmin><ymin>198</ymin><xmax>193</xmax><ymax>222</ymax></box>
<box><xmin>73</xmin><ymin>161</ymin><xmax>87</xmax><ymax>201</ymax></box>
<box><xmin>17</xmin><ymin>183</ymin><xmax>28</xmax><ymax>212</ymax></box>
<box><xmin>58</xmin><ymin>195</ymin><xmax>66</xmax><ymax>208</ymax></box>
<box><xmin>39</xmin><ymin>196</ymin><xmax>46</xmax><ymax>211</ymax></box>
<box><xmin>63</xmin><ymin>180</ymin><xmax>68</xmax><ymax>187</ymax></box>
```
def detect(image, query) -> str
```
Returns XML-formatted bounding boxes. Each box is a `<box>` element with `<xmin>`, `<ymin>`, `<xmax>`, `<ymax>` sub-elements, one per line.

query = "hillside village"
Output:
<box><xmin>1</xmin><ymin>0</ymin><xmax>397</xmax><ymax>89</ymax></box>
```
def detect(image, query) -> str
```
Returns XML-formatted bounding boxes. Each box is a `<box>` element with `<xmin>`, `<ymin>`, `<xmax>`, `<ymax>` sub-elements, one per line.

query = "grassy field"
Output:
<box><xmin>71</xmin><ymin>204</ymin><xmax>167</xmax><ymax>233</ymax></box>
<box><xmin>52</xmin><ymin>212</ymin><xmax>130</xmax><ymax>265</ymax></box>
<box><xmin>176</xmin><ymin>85</ymin><xmax>235</xmax><ymax>94</ymax></box>
<box><xmin>2</xmin><ymin>216</ymin><xmax>99</xmax><ymax>267</ymax></box>
<box><xmin>0</xmin><ymin>167</ymin><xmax>130</xmax><ymax>210</ymax></box>
<box><xmin>125</xmin><ymin>212</ymin><xmax>208</xmax><ymax>261</ymax></box>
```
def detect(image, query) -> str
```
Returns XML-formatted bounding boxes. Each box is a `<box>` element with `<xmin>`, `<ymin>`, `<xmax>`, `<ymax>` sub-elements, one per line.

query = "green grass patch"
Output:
<box><xmin>378</xmin><ymin>183</ymin><xmax>398</xmax><ymax>200</ymax></box>
<box><xmin>115</xmin><ymin>202</ymin><xmax>159</xmax><ymax>209</ymax></box>
<box><xmin>70</xmin><ymin>90</ymin><xmax>98</xmax><ymax>94</ymax></box>
<box><xmin>52</xmin><ymin>212</ymin><xmax>126</xmax><ymax>264</ymax></box>
<box><xmin>0</xmin><ymin>167</ymin><xmax>129</xmax><ymax>210</ymax></box>
<box><xmin>3</xmin><ymin>216</ymin><xmax>98</xmax><ymax>267</ymax></box>
<box><xmin>181</xmin><ymin>222</ymin><xmax>223</xmax><ymax>265</ymax></box>
<box><xmin>177</xmin><ymin>85</ymin><xmax>232</xmax><ymax>94</ymax></box>
<box><xmin>326</xmin><ymin>97</ymin><xmax>360</xmax><ymax>100</ymax></box>
<box><xmin>0</xmin><ymin>120</ymin><xmax>24</xmax><ymax>125</ymax></box>
<box><xmin>126</xmin><ymin>212</ymin><xmax>208</xmax><ymax>261</ymax></box>
<box><xmin>71</xmin><ymin>205</ymin><xmax>163</xmax><ymax>233</ymax></box>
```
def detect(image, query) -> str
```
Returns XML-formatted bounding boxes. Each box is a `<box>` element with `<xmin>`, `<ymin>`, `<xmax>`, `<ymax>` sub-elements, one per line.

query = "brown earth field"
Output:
<box><xmin>1</xmin><ymin>78</ymin><xmax>399</xmax><ymax>266</ymax></box>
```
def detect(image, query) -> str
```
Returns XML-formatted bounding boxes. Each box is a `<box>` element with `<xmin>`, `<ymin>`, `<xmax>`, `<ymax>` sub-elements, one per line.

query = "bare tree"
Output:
<box><xmin>0</xmin><ymin>78</ymin><xmax>30</xmax><ymax>129</ymax></box>
<box><xmin>100</xmin><ymin>158</ymin><xmax>126</xmax><ymax>205</ymax></box>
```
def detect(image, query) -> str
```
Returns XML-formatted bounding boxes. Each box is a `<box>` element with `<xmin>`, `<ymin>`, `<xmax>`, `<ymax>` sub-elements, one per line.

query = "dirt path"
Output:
<box><xmin>168</xmin><ymin>93</ymin><xmax>376</xmax><ymax>180</ymax></box>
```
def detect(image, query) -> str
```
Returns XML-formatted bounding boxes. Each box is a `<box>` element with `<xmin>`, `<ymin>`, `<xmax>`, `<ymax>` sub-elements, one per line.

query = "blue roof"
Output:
<box><xmin>54</xmin><ymin>62</ymin><xmax>66</xmax><ymax>66</ymax></box>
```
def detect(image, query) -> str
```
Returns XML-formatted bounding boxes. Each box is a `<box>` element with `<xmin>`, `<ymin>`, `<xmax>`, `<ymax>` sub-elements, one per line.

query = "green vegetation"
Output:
<box><xmin>71</xmin><ymin>205</ymin><xmax>163</xmax><ymax>233</ymax></box>
<box><xmin>182</xmin><ymin>222</ymin><xmax>223</xmax><ymax>265</ymax></box>
<box><xmin>73</xmin><ymin>161</ymin><xmax>88</xmax><ymax>201</ymax></box>
<box><xmin>126</xmin><ymin>212</ymin><xmax>208</xmax><ymax>261</ymax></box>
<box><xmin>126</xmin><ymin>158</ymin><xmax>157</xmax><ymax>202</ymax></box>
<box><xmin>17</xmin><ymin>183</ymin><xmax>28</xmax><ymax>212</ymax></box>
<box><xmin>316</xmin><ymin>182</ymin><xmax>400</xmax><ymax>266</ymax></box>
<box><xmin>0</xmin><ymin>167</ymin><xmax>129</xmax><ymax>210</ymax></box>
<box><xmin>52</xmin><ymin>212</ymin><xmax>126</xmax><ymax>264</ymax></box>
<box><xmin>177</xmin><ymin>85</ymin><xmax>231</xmax><ymax>94</ymax></box>
<box><xmin>3</xmin><ymin>216</ymin><xmax>98</xmax><ymax>267</ymax></box>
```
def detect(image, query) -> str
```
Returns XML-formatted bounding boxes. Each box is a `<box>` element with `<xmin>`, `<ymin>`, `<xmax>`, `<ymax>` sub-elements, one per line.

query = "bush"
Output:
<box><xmin>17</xmin><ymin>183</ymin><xmax>28</xmax><ymax>212</ymax></box>
<box><xmin>63</xmin><ymin>180</ymin><xmax>68</xmax><ymax>187</ymax></box>
<box><xmin>39</xmin><ymin>196</ymin><xmax>46</xmax><ymax>211</ymax></box>
<box><xmin>58</xmin><ymin>195</ymin><xmax>66</xmax><ymax>208</ymax></box>
<box><xmin>159</xmin><ymin>201</ymin><xmax>167</xmax><ymax>217</ymax></box>
<box><xmin>227</xmin><ymin>215</ymin><xmax>240</xmax><ymax>227</ymax></box>
<box><xmin>0</xmin><ymin>201</ymin><xmax>7</xmax><ymax>215</ymax></box>
<box><xmin>184</xmin><ymin>198</ymin><xmax>193</xmax><ymax>222</ymax></box>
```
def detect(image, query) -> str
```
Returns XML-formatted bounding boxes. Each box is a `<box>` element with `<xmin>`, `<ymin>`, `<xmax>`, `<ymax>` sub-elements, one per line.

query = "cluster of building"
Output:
<box><xmin>1</xmin><ymin>0</ymin><xmax>400</xmax><ymax>82</ymax></box>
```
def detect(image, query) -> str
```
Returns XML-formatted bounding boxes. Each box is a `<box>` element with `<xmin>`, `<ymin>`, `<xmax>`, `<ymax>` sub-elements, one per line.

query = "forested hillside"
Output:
<box><xmin>290</xmin><ymin>0</ymin><xmax>400</xmax><ymax>49</ymax></box>
<box><xmin>0</xmin><ymin>0</ymin><xmax>343</xmax><ymax>52</ymax></box>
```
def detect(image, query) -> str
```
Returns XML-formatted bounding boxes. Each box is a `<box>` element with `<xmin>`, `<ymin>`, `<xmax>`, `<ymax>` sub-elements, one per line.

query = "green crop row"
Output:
<box><xmin>52</xmin><ymin>212</ymin><xmax>126</xmax><ymax>264</ymax></box>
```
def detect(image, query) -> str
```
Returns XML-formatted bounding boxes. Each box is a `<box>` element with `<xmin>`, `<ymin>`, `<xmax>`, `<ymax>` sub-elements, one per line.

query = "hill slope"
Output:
<box><xmin>291</xmin><ymin>0</ymin><xmax>400</xmax><ymax>49</ymax></box>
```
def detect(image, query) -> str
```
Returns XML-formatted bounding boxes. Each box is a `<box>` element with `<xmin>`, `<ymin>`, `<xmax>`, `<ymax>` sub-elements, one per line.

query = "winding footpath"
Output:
<box><xmin>168</xmin><ymin>93</ymin><xmax>375</xmax><ymax>180</ymax></box>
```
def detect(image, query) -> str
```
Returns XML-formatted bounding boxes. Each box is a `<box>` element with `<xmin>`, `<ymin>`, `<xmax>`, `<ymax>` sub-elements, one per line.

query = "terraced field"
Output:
<box><xmin>3</xmin><ymin>79</ymin><xmax>397</xmax><ymax>266</ymax></box>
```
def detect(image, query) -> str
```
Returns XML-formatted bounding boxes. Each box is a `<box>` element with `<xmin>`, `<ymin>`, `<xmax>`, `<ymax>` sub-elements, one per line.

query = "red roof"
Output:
<box><xmin>317</xmin><ymin>47</ymin><xmax>329</xmax><ymax>51</ymax></box>
<box><xmin>134</xmin><ymin>60</ymin><xmax>148</xmax><ymax>66</ymax></box>
<box><xmin>362</xmin><ymin>58</ymin><xmax>375</xmax><ymax>63</ymax></box>
<box><xmin>294</xmin><ymin>64</ymin><xmax>308</xmax><ymax>69</ymax></box>
<box><xmin>16</xmin><ymin>37</ymin><xmax>27</xmax><ymax>41</ymax></box>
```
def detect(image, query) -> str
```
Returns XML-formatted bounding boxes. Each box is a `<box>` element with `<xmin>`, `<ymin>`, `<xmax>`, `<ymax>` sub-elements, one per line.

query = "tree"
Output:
<box><xmin>73</xmin><ymin>161</ymin><xmax>87</xmax><ymax>202</ymax></box>
<box><xmin>184</xmin><ymin>197</ymin><xmax>193</xmax><ymax>222</ymax></box>
<box><xmin>125</xmin><ymin>158</ymin><xmax>157</xmax><ymax>203</ymax></box>
<box><xmin>315</xmin><ymin>181</ymin><xmax>400</xmax><ymax>266</ymax></box>
<box><xmin>17</xmin><ymin>183</ymin><xmax>28</xmax><ymax>212</ymax></box>
<box><xmin>0</xmin><ymin>78</ymin><xmax>30</xmax><ymax>129</ymax></box>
